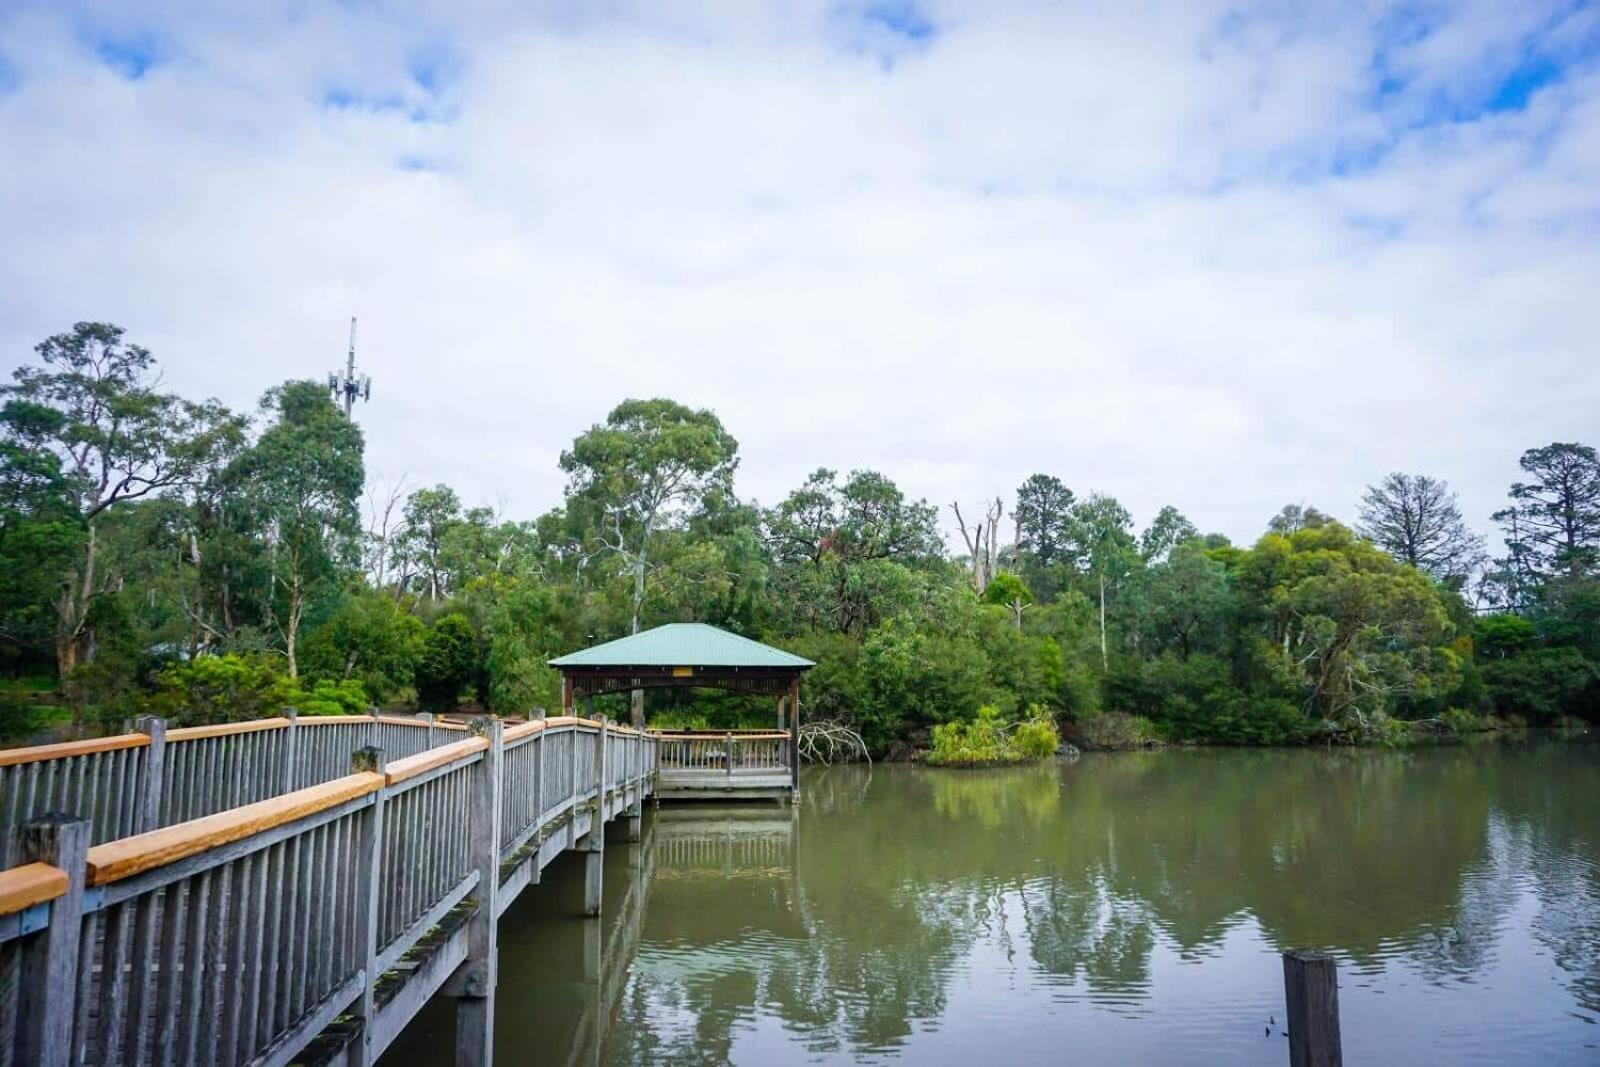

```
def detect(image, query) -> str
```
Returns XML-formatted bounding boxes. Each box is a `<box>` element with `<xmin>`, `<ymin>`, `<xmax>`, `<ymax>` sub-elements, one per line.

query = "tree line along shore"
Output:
<box><xmin>2</xmin><ymin>322</ymin><xmax>1597</xmax><ymax>756</ymax></box>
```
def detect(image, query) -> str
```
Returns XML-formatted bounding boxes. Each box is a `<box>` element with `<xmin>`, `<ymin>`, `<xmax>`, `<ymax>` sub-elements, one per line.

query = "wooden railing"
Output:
<box><xmin>656</xmin><ymin>730</ymin><xmax>791</xmax><ymax>776</ymax></box>
<box><xmin>0</xmin><ymin>715</ymin><xmax>655</xmax><ymax>1066</ymax></box>
<box><xmin>0</xmin><ymin>712</ymin><xmax>468</xmax><ymax>868</ymax></box>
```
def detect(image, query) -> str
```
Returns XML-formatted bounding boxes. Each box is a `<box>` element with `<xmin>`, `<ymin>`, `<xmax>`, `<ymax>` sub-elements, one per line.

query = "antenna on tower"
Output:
<box><xmin>328</xmin><ymin>316</ymin><xmax>372</xmax><ymax>418</ymax></box>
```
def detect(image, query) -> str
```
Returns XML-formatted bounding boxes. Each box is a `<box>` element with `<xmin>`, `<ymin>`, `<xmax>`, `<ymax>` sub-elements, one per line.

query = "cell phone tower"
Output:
<box><xmin>328</xmin><ymin>316</ymin><xmax>372</xmax><ymax>418</ymax></box>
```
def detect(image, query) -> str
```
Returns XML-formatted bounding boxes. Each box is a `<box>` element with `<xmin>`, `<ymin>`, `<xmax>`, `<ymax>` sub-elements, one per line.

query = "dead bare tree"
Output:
<box><xmin>798</xmin><ymin>721</ymin><xmax>871</xmax><ymax>765</ymax></box>
<box><xmin>363</xmin><ymin>474</ymin><xmax>409</xmax><ymax>595</ymax></box>
<box><xmin>952</xmin><ymin>497</ymin><xmax>1004</xmax><ymax>591</ymax></box>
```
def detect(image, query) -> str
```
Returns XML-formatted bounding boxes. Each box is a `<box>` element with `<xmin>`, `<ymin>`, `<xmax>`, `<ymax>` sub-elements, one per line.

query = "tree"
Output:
<box><xmin>414</xmin><ymin>614</ymin><xmax>480</xmax><ymax>712</ymax></box>
<box><xmin>1497</xmin><ymin>443</ymin><xmax>1600</xmax><ymax>578</ymax></box>
<box><xmin>982</xmin><ymin>572</ymin><xmax>1032</xmax><ymax>629</ymax></box>
<box><xmin>1014</xmin><ymin>474</ymin><xmax>1076</xmax><ymax>598</ymax></box>
<box><xmin>299</xmin><ymin>591</ymin><xmax>425</xmax><ymax>703</ymax></box>
<box><xmin>952</xmin><ymin>496</ymin><xmax>1003</xmax><ymax>591</ymax></box>
<box><xmin>397</xmin><ymin>484</ymin><xmax>463</xmax><ymax>601</ymax></box>
<box><xmin>1139</xmin><ymin>505</ymin><xmax>1199</xmax><ymax>564</ymax></box>
<box><xmin>1267</xmin><ymin>503</ymin><xmax>1333</xmax><ymax>536</ymax></box>
<box><xmin>763</xmin><ymin>469</ymin><xmax>942</xmax><ymax>636</ymax></box>
<box><xmin>234</xmin><ymin>381</ymin><xmax>364</xmax><ymax>677</ymax></box>
<box><xmin>1069</xmin><ymin>494</ymin><xmax>1137</xmax><ymax>670</ymax></box>
<box><xmin>1357</xmin><ymin>472</ymin><xmax>1484</xmax><ymax>584</ymax></box>
<box><xmin>561</xmin><ymin>399</ymin><xmax>738</xmax><ymax>724</ymax></box>
<box><xmin>1</xmin><ymin>323</ymin><xmax>239</xmax><ymax>678</ymax></box>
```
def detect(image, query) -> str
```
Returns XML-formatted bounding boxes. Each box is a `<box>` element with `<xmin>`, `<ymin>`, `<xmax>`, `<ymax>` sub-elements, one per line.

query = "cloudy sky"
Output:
<box><xmin>1</xmin><ymin>1</ymin><xmax>1596</xmax><ymax>547</ymax></box>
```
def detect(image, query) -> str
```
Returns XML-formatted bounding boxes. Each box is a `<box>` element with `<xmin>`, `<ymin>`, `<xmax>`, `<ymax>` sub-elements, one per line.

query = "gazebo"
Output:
<box><xmin>548</xmin><ymin>623</ymin><xmax>814</xmax><ymax>799</ymax></box>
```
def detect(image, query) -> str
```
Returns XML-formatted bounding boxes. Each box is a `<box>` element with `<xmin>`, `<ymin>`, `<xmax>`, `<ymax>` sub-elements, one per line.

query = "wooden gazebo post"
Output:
<box><xmin>788</xmin><ymin>677</ymin><xmax>800</xmax><ymax>789</ymax></box>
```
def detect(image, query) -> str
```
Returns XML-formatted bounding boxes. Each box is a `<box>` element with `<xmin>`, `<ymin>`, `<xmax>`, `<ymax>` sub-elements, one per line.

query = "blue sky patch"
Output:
<box><xmin>862</xmin><ymin>1</ymin><xmax>936</xmax><ymax>42</ymax></box>
<box><xmin>85</xmin><ymin>29</ymin><xmax>167</xmax><ymax>79</ymax></box>
<box><xmin>0</xmin><ymin>52</ymin><xmax>19</xmax><ymax>95</ymax></box>
<box><xmin>406</xmin><ymin>41</ymin><xmax>461</xmax><ymax>95</ymax></box>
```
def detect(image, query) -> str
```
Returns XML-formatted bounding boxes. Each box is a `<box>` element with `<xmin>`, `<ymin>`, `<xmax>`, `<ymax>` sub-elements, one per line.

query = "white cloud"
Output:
<box><xmin>1</xmin><ymin>0</ymin><xmax>1597</xmax><ymax>549</ymax></box>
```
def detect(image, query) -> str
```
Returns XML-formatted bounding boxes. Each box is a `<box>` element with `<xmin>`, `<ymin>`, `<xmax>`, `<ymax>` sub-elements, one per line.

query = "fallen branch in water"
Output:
<box><xmin>798</xmin><ymin>720</ymin><xmax>871</xmax><ymax>765</ymax></box>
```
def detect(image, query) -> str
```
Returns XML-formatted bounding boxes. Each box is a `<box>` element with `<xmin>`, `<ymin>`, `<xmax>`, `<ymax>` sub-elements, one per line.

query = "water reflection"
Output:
<box><xmin>386</xmin><ymin>741</ymin><xmax>1600</xmax><ymax>1064</ymax></box>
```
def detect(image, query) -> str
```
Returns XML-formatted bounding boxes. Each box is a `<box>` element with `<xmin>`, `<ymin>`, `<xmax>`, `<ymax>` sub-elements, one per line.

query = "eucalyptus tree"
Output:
<box><xmin>561</xmin><ymin>398</ymin><xmax>738</xmax><ymax>722</ymax></box>
<box><xmin>763</xmin><ymin>468</ymin><xmax>943</xmax><ymax>636</ymax></box>
<box><xmin>397</xmin><ymin>484</ymin><xmax>463</xmax><ymax>601</ymax></box>
<box><xmin>1069</xmin><ymin>493</ymin><xmax>1138</xmax><ymax>670</ymax></box>
<box><xmin>1</xmin><ymin>322</ymin><xmax>240</xmax><ymax>677</ymax></box>
<box><xmin>233</xmin><ymin>380</ymin><xmax>364</xmax><ymax>677</ymax></box>
<box><xmin>1267</xmin><ymin>503</ymin><xmax>1333</xmax><ymax>536</ymax></box>
<box><xmin>1139</xmin><ymin>505</ymin><xmax>1199</xmax><ymax>564</ymax></box>
<box><xmin>1357</xmin><ymin>473</ymin><xmax>1484</xmax><ymax>585</ymax></box>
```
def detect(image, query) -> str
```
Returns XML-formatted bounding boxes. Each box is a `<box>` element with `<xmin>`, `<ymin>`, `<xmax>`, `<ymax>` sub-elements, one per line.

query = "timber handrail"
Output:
<box><xmin>0</xmin><ymin>861</ymin><xmax>68</xmax><ymax>915</ymax></box>
<box><xmin>655</xmin><ymin>730</ymin><xmax>791</xmax><ymax>740</ymax></box>
<box><xmin>166</xmin><ymin>716</ymin><xmax>291</xmax><ymax>741</ymax></box>
<box><xmin>84</xmin><ymin>771</ymin><xmax>384</xmax><ymax>886</ymax></box>
<box><xmin>385</xmin><ymin>736</ymin><xmax>489</xmax><ymax>784</ymax></box>
<box><xmin>0</xmin><ymin>732</ymin><xmax>150</xmax><ymax>767</ymax></box>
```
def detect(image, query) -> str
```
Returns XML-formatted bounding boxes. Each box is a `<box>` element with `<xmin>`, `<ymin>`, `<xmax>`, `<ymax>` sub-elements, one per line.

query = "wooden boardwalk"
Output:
<box><xmin>0</xmin><ymin>712</ymin><xmax>657</xmax><ymax>1067</ymax></box>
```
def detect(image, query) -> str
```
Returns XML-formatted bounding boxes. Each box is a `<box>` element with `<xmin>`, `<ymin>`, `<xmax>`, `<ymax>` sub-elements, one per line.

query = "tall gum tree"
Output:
<box><xmin>560</xmin><ymin>398</ymin><xmax>738</xmax><ymax>724</ymax></box>
<box><xmin>1</xmin><ymin>323</ymin><xmax>238</xmax><ymax>678</ymax></box>
<box><xmin>233</xmin><ymin>380</ymin><xmax>364</xmax><ymax>678</ymax></box>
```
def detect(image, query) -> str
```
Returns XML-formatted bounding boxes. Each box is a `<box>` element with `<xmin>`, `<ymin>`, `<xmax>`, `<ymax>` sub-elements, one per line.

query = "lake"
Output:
<box><xmin>382</xmin><ymin>739</ymin><xmax>1600</xmax><ymax>1064</ymax></box>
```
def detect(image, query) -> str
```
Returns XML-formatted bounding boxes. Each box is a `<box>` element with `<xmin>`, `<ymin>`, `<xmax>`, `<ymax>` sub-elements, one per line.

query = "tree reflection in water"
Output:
<box><xmin>379</xmin><ymin>742</ymin><xmax>1600</xmax><ymax>1065</ymax></box>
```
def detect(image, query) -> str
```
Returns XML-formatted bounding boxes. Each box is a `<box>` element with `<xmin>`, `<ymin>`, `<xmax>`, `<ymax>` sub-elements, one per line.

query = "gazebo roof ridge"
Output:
<box><xmin>548</xmin><ymin>622</ymin><xmax>814</xmax><ymax>670</ymax></box>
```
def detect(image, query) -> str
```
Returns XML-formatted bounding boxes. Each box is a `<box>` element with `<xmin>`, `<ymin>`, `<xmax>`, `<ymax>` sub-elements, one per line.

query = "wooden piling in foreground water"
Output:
<box><xmin>1283</xmin><ymin>949</ymin><xmax>1342</xmax><ymax>1067</ymax></box>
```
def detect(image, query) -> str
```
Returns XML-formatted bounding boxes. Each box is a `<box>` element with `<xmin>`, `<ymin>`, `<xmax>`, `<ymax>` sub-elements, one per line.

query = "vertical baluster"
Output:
<box><xmin>176</xmin><ymin>869</ymin><xmax>211</xmax><ymax>1064</ymax></box>
<box><xmin>96</xmin><ymin>901</ymin><xmax>133</xmax><ymax>1063</ymax></box>
<box><xmin>260</xmin><ymin>842</ymin><xmax>285</xmax><ymax>1045</ymax></box>
<box><xmin>152</xmin><ymin>879</ymin><xmax>188</xmax><ymax>1067</ymax></box>
<box><xmin>123</xmin><ymin>887</ymin><xmax>161</xmax><ymax>1066</ymax></box>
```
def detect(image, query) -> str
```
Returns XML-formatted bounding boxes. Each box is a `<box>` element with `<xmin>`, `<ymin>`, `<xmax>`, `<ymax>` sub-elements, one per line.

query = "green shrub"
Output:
<box><xmin>295</xmin><ymin>678</ymin><xmax>369</xmax><ymax>716</ymax></box>
<box><xmin>1441</xmin><ymin>706</ymin><xmax>1480</xmax><ymax>735</ymax></box>
<box><xmin>141</xmin><ymin>654</ymin><xmax>298</xmax><ymax>726</ymax></box>
<box><xmin>1012</xmin><ymin>705</ymin><xmax>1061</xmax><ymax>759</ymax></box>
<box><xmin>415</xmin><ymin>615</ymin><xmax>480</xmax><ymax>712</ymax></box>
<box><xmin>925</xmin><ymin>704</ymin><xmax>1059</xmax><ymax>766</ymax></box>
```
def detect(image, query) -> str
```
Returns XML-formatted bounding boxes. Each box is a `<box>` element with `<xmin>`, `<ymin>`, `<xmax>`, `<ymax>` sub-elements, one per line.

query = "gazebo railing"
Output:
<box><xmin>655</xmin><ymin>731</ymin><xmax>790</xmax><ymax>776</ymax></box>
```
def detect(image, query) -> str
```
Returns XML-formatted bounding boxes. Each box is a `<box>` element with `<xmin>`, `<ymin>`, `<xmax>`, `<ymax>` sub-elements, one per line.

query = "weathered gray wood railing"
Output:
<box><xmin>655</xmin><ymin>730</ymin><xmax>795</xmax><ymax>799</ymax></box>
<box><xmin>0</xmin><ymin>713</ymin><xmax>468</xmax><ymax>869</ymax></box>
<box><xmin>0</xmin><ymin>714</ymin><xmax>655</xmax><ymax>1067</ymax></box>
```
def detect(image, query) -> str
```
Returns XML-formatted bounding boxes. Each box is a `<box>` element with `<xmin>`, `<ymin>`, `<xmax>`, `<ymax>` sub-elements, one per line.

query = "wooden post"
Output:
<box><xmin>134</xmin><ymin>715</ymin><xmax>166</xmax><ymax>832</ymax></box>
<box><xmin>422</xmin><ymin>711</ymin><xmax>436</xmax><ymax>749</ymax></box>
<box><xmin>725</xmin><ymin>731</ymin><xmax>733</xmax><ymax>779</ymax></box>
<box><xmin>350</xmin><ymin>745</ymin><xmax>387</xmax><ymax>1067</ymax></box>
<box><xmin>583</xmin><ymin>719</ymin><xmax>606</xmax><ymax>918</ymax></box>
<box><xmin>456</xmin><ymin>717</ymin><xmax>504</xmax><ymax>1067</ymax></box>
<box><xmin>17</xmin><ymin>814</ymin><xmax>91</xmax><ymax>1066</ymax></box>
<box><xmin>282</xmin><ymin>707</ymin><xmax>299</xmax><ymax>795</ymax></box>
<box><xmin>561</xmin><ymin>675</ymin><xmax>573</xmax><ymax>716</ymax></box>
<box><xmin>789</xmin><ymin>678</ymin><xmax>801</xmax><ymax>791</ymax></box>
<box><xmin>1283</xmin><ymin>950</ymin><xmax>1342</xmax><ymax>1067</ymax></box>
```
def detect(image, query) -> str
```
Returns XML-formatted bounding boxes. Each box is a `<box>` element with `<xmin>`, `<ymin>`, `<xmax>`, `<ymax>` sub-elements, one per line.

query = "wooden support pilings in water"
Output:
<box><xmin>583</xmin><ymin>719</ymin><xmax>608</xmax><ymax>918</ymax></box>
<box><xmin>1283</xmin><ymin>950</ymin><xmax>1342</xmax><ymax>1067</ymax></box>
<box><xmin>0</xmin><ymin>713</ymin><xmax>657</xmax><ymax>1067</ymax></box>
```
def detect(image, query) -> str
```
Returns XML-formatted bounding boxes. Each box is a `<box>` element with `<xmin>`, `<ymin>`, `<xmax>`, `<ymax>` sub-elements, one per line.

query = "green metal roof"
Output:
<box><xmin>548</xmin><ymin>623</ymin><xmax>814</xmax><ymax>670</ymax></box>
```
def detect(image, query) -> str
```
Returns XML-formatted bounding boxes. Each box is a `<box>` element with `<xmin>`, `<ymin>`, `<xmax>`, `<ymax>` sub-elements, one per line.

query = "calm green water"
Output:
<box><xmin>383</xmin><ymin>740</ymin><xmax>1600</xmax><ymax>1064</ymax></box>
